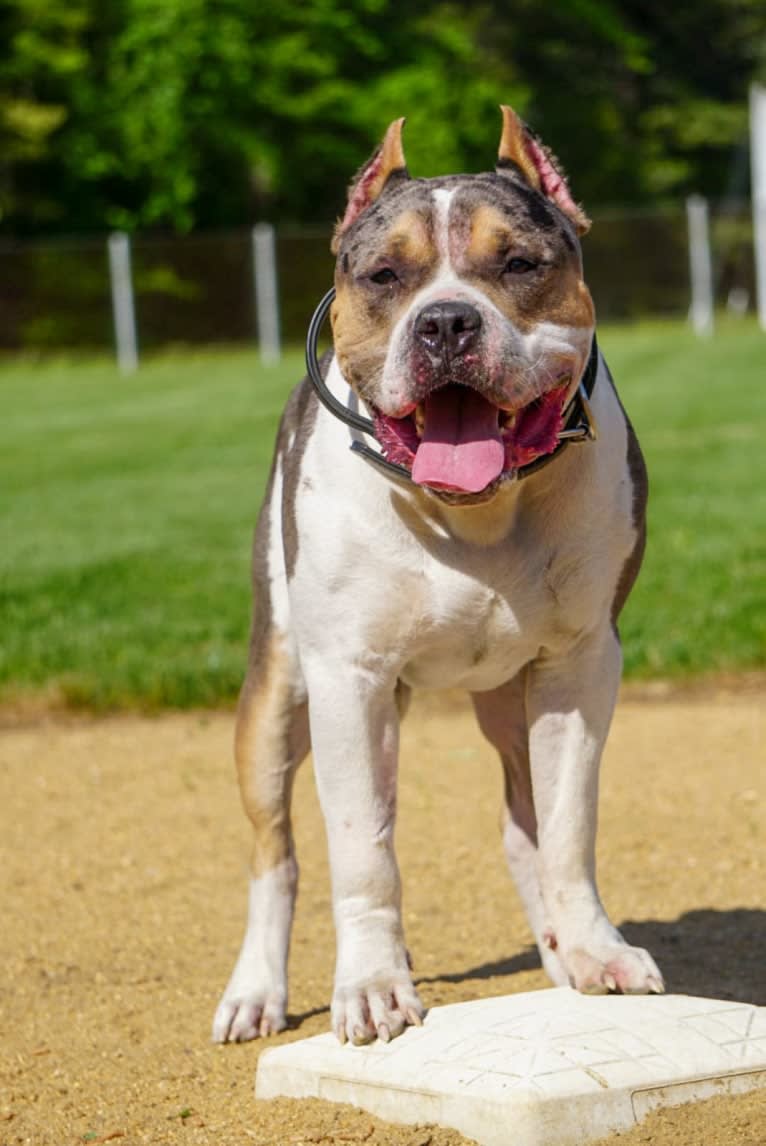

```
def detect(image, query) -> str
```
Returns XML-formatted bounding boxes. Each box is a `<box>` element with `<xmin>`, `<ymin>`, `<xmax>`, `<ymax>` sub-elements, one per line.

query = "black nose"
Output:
<box><xmin>414</xmin><ymin>301</ymin><xmax>482</xmax><ymax>360</ymax></box>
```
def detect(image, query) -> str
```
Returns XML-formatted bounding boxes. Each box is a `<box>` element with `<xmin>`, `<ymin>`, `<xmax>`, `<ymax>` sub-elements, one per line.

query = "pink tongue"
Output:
<box><xmin>411</xmin><ymin>386</ymin><xmax>505</xmax><ymax>493</ymax></box>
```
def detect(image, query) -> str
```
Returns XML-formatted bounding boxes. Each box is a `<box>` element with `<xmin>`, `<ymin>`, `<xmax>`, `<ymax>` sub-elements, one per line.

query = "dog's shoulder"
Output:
<box><xmin>257</xmin><ymin>360</ymin><xmax>324</xmax><ymax>581</ymax></box>
<box><xmin>275</xmin><ymin>359</ymin><xmax>325</xmax><ymax>458</ymax></box>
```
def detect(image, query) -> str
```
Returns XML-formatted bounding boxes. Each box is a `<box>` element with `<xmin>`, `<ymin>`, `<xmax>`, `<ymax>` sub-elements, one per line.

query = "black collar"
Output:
<box><xmin>305</xmin><ymin>286</ymin><xmax>597</xmax><ymax>487</ymax></box>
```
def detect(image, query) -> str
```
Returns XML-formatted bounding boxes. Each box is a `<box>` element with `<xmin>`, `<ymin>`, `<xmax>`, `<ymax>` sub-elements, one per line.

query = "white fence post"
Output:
<box><xmin>107</xmin><ymin>231</ymin><xmax>139</xmax><ymax>373</ymax></box>
<box><xmin>253</xmin><ymin>223</ymin><xmax>281</xmax><ymax>364</ymax></box>
<box><xmin>750</xmin><ymin>83</ymin><xmax>766</xmax><ymax>331</ymax></box>
<box><xmin>686</xmin><ymin>195</ymin><xmax>714</xmax><ymax>336</ymax></box>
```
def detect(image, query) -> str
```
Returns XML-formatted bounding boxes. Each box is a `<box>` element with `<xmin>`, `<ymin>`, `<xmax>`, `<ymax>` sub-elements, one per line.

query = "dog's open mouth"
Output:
<box><xmin>372</xmin><ymin>383</ymin><xmax>569</xmax><ymax>494</ymax></box>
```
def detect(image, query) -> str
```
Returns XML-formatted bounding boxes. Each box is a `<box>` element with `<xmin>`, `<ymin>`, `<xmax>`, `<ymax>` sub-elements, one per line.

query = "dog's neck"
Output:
<box><xmin>324</xmin><ymin>356</ymin><xmax>561</xmax><ymax>547</ymax></box>
<box><xmin>408</xmin><ymin>480</ymin><xmax>525</xmax><ymax>546</ymax></box>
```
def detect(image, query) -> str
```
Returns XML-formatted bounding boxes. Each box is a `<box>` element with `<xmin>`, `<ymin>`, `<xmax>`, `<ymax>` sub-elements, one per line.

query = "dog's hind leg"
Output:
<box><xmin>212</xmin><ymin>638</ymin><xmax>309</xmax><ymax>1043</ymax></box>
<box><xmin>213</xmin><ymin>427</ymin><xmax>310</xmax><ymax>1043</ymax></box>
<box><xmin>472</xmin><ymin>669</ymin><xmax>567</xmax><ymax>986</ymax></box>
<box><xmin>525</xmin><ymin>629</ymin><xmax>664</xmax><ymax>995</ymax></box>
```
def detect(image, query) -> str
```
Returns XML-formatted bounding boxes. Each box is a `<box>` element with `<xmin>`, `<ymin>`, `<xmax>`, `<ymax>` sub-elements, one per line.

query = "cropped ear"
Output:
<box><xmin>497</xmin><ymin>105</ymin><xmax>591</xmax><ymax>236</ymax></box>
<box><xmin>332</xmin><ymin>118</ymin><xmax>409</xmax><ymax>252</ymax></box>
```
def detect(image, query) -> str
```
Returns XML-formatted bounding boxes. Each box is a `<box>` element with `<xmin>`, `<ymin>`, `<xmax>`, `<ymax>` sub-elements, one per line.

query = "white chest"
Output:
<box><xmin>289</xmin><ymin>382</ymin><xmax>631</xmax><ymax>693</ymax></box>
<box><xmin>393</xmin><ymin>545</ymin><xmax>551</xmax><ymax>690</ymax></box>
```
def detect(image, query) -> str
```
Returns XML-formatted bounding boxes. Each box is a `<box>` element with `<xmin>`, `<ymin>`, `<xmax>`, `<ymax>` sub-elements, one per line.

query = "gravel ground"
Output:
<box><xmin>0</xmin><ymin>686</ymin><xmax>763</xmax><ymax>1146</ymax></box>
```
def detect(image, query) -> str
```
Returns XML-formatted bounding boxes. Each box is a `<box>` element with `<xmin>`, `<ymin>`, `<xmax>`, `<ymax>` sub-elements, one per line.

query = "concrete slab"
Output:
<box><xmin>255</xmin><ymin>988</ymin><xmax>766</xmax><ymax>1146</ymax></box>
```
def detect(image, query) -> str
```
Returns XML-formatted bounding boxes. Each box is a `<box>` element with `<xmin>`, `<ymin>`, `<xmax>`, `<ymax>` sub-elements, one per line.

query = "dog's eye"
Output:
<box><xmin>370</xmin><ymin>268</ymin><xmax>398</xmax><ymax>285</ymax></box>
<box><xmin>504</xmin><ymin>257</ymin><xmax>537</xmax><ymax>275</ymax></box>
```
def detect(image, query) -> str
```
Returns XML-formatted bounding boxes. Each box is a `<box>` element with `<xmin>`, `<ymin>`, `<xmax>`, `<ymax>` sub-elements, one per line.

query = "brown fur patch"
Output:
<box><xmin>612</xmin><ymin>418</ymin><xmax>648</xmax><ymax>624</ymax></box>
<box><xmin>280</xmin><ymin>376</ymin><xmax>320</xmax><ymax>580</ymax></box>
<box><xmin>247</xmin><ymin>446</ymin><xmax>277</xmax><ymax>693</ymax></box>
<box><xmin>331</xmin><ymin>280</ymin><xmax>407</xmax><ymax>401</ymax></box>
<box><xmin>235</xmin><ymin>636</ymin><xmax>309</xmax><ymax>877</ymax></box>
<box><xmin>472</xmin><ymin>671</ymin><xmax>537</xmax><ymax>842</ymax></box>
<box><xmin>465</xmin><ymin>202</ymin><xmax>514</xmax><ymax>263</ymax></box>
<box><xmin>387</xmin><ymin>209</ymin><xmax>435</xmax><ymax>265</ymax></box>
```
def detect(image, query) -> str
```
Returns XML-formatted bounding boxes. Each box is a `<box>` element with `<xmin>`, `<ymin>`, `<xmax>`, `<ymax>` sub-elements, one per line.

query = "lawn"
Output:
<box><xmin>1</xmin><ymin>320</ymin><xmax>764</xmax><ymax>710</ymax></box>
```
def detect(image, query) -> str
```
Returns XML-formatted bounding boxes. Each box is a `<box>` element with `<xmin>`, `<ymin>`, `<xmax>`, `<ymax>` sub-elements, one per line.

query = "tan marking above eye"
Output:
<box><xmin>465</xmin><ymin>204</ymin><xmax>517</xmax><ymax>264</ymax></box>
<box><xmin>386</xmin><ymin>210</ymin><xmax>436</xmax><ymax>265</ymax></box>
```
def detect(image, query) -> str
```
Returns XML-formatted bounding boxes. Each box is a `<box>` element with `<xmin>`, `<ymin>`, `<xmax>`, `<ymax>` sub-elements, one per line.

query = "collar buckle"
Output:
<box><xmin>557</xmin><ymin>383</ymin><xmax>599</xmax><ymax>443</ymax></box>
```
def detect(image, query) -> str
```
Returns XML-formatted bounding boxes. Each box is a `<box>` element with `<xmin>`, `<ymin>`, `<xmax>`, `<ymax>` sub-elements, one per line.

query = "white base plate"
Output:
<box><xmin>255</xmin><ymin>988</ymin><xmax>766</xmax><ymax>1146</ymax></box>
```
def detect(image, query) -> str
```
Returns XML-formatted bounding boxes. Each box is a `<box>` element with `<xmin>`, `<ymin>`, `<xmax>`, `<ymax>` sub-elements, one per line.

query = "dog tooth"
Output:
<box><xmin>415</xmin><ymin>405</ymin><xmax>425</xmax><ymax>437</ymax></box>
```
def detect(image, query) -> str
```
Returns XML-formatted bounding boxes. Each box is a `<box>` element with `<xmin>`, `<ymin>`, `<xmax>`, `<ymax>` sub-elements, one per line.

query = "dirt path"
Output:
<box><xmin>1</xmin><ymin>689</ymin><xmax>763</xmax><ymax>1146</ymax></box>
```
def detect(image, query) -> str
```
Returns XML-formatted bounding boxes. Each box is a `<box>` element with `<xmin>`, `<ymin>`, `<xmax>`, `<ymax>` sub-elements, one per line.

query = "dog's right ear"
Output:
<box><xmin>332</xmin><ymin>119</ymin><xmax>408</xmax><ymax>253</ymax></box>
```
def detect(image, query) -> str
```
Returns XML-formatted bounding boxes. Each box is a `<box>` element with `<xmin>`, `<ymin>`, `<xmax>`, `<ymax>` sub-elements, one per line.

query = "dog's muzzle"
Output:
<box><xmin>305</xmin><ymin>287</ymin><xmax>598</xmax><ymax>490</ymax></box>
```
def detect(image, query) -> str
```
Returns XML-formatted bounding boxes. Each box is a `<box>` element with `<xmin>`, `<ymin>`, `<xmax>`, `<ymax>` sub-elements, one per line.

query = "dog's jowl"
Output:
<box><xmin>213</xmin><ymin>106</ymin><xmax>663</xmax><ymax>1047</ymax></box>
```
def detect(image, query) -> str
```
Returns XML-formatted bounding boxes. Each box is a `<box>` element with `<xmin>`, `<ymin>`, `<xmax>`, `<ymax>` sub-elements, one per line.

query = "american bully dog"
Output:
<box><xmin>213</xmin><ymin>106</ymin><xmax>664</xmax><ymax>1048</ymax></box>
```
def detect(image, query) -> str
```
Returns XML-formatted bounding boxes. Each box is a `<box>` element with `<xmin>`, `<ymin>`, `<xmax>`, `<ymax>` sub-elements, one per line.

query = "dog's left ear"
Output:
<box><xmin>497</xmin><ymin>105</ymin><xmax>591</xmax><ymax>236</ymax></box>
<box><xmin>332</xmin><ymin>119</ymin><xmax>409</xmax><ymax>252</ymax></box>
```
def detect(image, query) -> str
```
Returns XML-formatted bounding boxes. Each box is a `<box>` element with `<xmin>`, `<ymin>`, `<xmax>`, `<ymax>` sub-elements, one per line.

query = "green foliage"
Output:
<box><xmin>0</xmin><ymin>322</ymin><xmax>764</xmax><ymax>711</ymax></box>
<box><xmin>0</xmin><ymin>0</ymin><xmax>765</xmax><ymax>234</ymax></box>
<box><xmin>0</xmin><ymin>0</ymin><xmax>90</xmax><ymax>225</ymax></box>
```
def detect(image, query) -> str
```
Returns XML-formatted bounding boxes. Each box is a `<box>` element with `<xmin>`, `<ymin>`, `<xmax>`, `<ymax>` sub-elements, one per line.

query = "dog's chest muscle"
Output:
<box><xmin>396</xmin><ymin>546</ymin><xmax>546</xmax><ymax>690</ymax></box>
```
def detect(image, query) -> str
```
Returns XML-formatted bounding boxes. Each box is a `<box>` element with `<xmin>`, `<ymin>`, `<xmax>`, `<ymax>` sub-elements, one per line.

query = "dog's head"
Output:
<box><xmin>330</xmin><ymin>106</ymin><xmax>595</xmax><ymax>500</ymax></box>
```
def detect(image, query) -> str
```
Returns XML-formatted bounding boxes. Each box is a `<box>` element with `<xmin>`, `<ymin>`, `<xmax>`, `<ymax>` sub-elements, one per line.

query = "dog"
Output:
<box><xmin>212</xmin><ymin>106</ymin><xmax>664</xmax><ymax>1047</ymax></box>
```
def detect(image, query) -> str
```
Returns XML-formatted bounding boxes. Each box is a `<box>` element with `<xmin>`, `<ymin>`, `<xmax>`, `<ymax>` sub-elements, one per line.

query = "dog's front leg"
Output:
<box><xmin>527</xmin><ymin>626</ymin><xmax>664</xmax><ymax>995</ymax></box>
<box><xmin>306</xmin><ymin>664</ymin><xmax>423</xmax><ymax>1045</ymax></box>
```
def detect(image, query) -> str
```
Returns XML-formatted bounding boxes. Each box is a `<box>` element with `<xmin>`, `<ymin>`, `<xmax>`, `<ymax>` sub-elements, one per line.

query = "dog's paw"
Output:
<box><xmin>212</xmin><ymin>991</ymin><xmax>287</xmax><ymax>1043</ymax></box>
<box><xmin>331</xmin><ymin>976</ymin><xmax>425</xmax><ymax>1045</ymax></box>
<box><xmin>565</xmin><ymin>944</ymin><xmax>665</xmax><ymax>996</ymax></box>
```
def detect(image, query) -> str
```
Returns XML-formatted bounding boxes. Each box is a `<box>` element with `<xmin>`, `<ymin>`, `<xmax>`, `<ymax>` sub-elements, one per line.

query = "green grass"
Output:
<box><xmin>0</xmin><ymin>349</ymin><xmax>297</xmax><ymax>709</ymax></box>
<box><xmin>1</xmin><ymin>321</ymin><xmax>764</xmax><ymax>710</ymax></box>
<box><xmin>599</xmin><ymin>319</ymin><xmax>766</xmax><ymax>677</ymax></box>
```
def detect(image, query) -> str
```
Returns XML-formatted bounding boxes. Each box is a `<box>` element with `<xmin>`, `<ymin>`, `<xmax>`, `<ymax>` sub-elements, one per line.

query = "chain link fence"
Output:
<box><xmin>0</xmin><ymin>205</ymin><xmax>757</xmax><ymax>356</ymax></box>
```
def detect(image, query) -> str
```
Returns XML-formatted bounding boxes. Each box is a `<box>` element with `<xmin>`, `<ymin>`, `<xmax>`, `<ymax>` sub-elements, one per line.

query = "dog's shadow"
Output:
<box><xmin>288</xmin><ymin>908</ymin><xmax>764</xmax><ymax>1029</ymax></box>
<box><xmin>620</xmin><ymin>908</ymin><xmax>765</xmax><ymax>1006</ymax></box>
<box><xmin>415</xmin><ymin>946</ymin><xmax>541</xmax><ymax>987</ymax></box>
<box><xmin>417</xmin><ymin>908</ymin><xmax>765</xmax><ymax>1007</ymax></box>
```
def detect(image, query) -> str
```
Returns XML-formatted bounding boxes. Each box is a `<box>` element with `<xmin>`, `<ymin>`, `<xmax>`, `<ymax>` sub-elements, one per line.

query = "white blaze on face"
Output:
<box><xmin>431</xmin><ymin>187</ymin><xmax>456</xmax><ymax>272</ymax></box>
<box><xmin>378</xmin><ymin>186</ymin><xmax>484</xmax><ymax>410</ymax></box>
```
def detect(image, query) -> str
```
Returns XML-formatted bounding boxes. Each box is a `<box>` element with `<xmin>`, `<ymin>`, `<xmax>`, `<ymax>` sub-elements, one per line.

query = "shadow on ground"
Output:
<box><xmin>413</xmin><ymin>908</ymin><xmax>765</xmax><ymax>1007</ymax></box>
<box><xmin>415</xmin><ymin>947</ymin><xmax>541</xmax><ymax>988</ymax></box>
<box><xmin>621</xmin><ymin>908</ymin><xmax>765</xmax><ymax>1005</ymax></box>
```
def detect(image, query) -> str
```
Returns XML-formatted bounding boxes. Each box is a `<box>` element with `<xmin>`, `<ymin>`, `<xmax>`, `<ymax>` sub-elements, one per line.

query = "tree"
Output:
<box><xmin>0</xmin><ymin>0</ymin><xmax>90</xmax><ymax>229</ymax></box>
<box><xmin>0</xmin><ymin>0</ymin><xmax>764</xmax><ymax>235</ymax></box>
